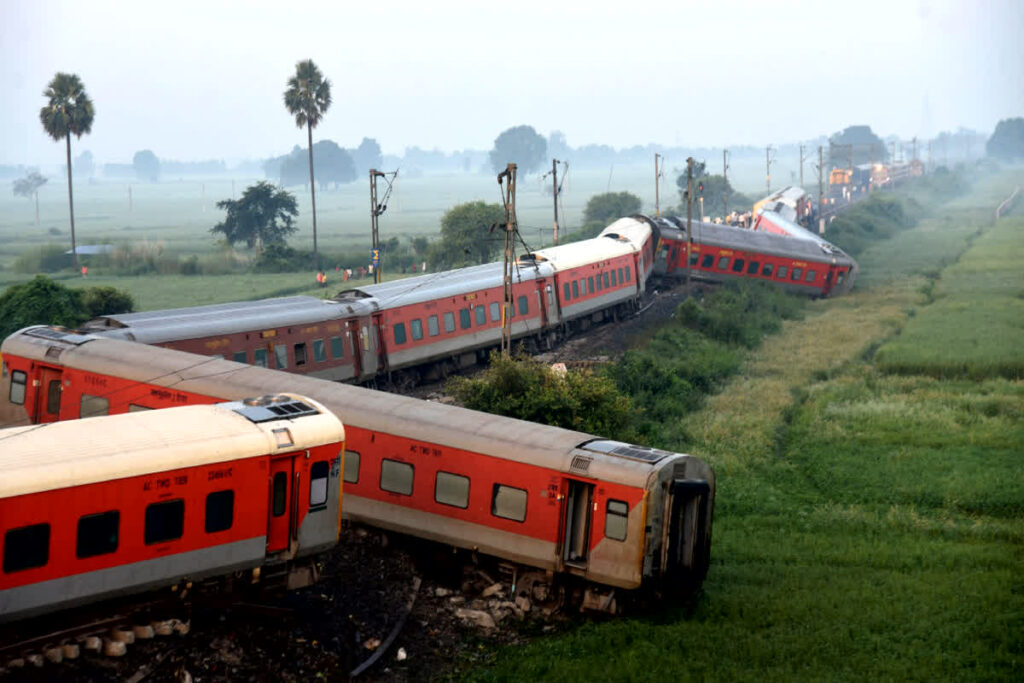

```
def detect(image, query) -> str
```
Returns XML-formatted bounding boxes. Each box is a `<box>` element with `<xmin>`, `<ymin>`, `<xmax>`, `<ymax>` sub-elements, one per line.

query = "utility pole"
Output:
<box><xmin>848</xmin><ymin>144</ymin><xmax>853</xmax><ymax>171</ymax></box>
<box><xmin>765</xmin><ymin>145</ymin><xmax>774</xmax><ymax>193</ymax></box>
<box><xmin>723</xmin><ymin>149</ymin><xmax>730</xmax><ymax>218</ymax></box>
<box><xmin>654</xmin><ymin>153</ymin><xmax>665</xmax><ymax>217</ymax></box>
<box><xmin>542</xmin><ymin>159</ymin><xmax>566</xmax><ymax>245</ymax></box>
<box><xmin>497</xmin><ymin>163</ymin><xmax>518</xmax><ymax>356</ymax></box>
<box><xmin>128</xmin><ymin>185</ymin><xmax>133</xmax><ymax>214</ymax></box>
<box><xmin>911</xmin><ymin>137</ymin><xmax>918</xmax><ymax>162</ymax></box>
<box><xmin>686</xmin><ymin>157</ymin><xmax>694</xmax><ymax>292</ymax></box>
<box><xmin>799</xmin><ymin>144</ymin><xmax>806</xmax><ymax>187</ymax></box>
<box><xmin>817</xmin><ymin>146</ymin><xmax>824</xmax><ymax>235</ymax></box>
<box><xmin>369</xmin><ymin>168</ymin><xmax>398</xmax><ymax>284</ymax></box>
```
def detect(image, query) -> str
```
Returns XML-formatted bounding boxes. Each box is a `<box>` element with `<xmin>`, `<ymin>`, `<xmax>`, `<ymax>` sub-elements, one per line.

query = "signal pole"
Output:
<box><xmin>686</xmin><ymin>157</ymin><xmax>694</xmax><ymax>292</ymax></box>
<box><xmin>497</xmin><ymin>163</ymin><xmax>518</xmax><ymax>356</ymax></box>
<box><xmin>723</xmin><ymin>149</ymin><xmax>730</xmax><ymax>218</ymax></box>
<box><xmin>654</xmin><ymin>153</ymin><xmax>665</xmax><ymax>217</ymax></box>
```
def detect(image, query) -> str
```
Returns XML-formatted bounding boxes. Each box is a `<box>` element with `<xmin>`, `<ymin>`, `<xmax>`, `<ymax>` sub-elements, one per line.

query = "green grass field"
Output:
<box><xmin>459</xmin><ymin>174</ymin><xmax>1024</xmax><ymax>681</ymax></box>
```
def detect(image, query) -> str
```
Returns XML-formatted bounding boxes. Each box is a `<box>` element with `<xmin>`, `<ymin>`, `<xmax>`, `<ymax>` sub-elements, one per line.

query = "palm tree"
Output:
<box><xmin>283</xmin><ymin>59</ymin><xmax>332</xmax><ymax>270</ymax></box>
<box><xmin>39</xmin><ymin>73</ymin><xmax>94</xmax><ymax>271</ymax></box>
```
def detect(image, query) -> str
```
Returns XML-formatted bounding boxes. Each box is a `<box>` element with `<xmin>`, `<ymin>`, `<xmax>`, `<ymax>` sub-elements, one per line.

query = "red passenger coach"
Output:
<box><xmin>0</xmin><ymin>395</ymin><xmax>345</xmax><ymax>624</ymax></box>
<box><xmin>1</xmin><ymin>327</ymin><xmax>715</xmax><ymax>611</ymax></box>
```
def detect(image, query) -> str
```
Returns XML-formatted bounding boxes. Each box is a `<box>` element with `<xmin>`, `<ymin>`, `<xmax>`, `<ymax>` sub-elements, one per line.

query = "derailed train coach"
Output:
<box><xmin>1</xmin><ymin>327</ymin><xmax>715</xmax><ymax>612</ymax></box>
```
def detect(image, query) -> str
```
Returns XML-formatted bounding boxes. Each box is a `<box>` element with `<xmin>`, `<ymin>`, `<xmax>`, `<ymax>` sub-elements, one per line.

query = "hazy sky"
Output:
<box><xmin>2</xmin><ymin>0</ymin><xmax>1021</xmax><ymax>166</ymax></box>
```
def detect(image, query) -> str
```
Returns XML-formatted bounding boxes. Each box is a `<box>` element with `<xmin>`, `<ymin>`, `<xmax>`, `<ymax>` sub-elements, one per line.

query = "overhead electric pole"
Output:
<box><xmin>799</xmin><ymin>144</ymin><xmax>806</xmax><ymax>187</ymax></box>
<box><xmin>654</xmin><ymin>153</ymin><xmax>665</xmax><ymax>217</ymax></box>
<box><xmin>911</xmin><ymin>137</ymin><xmax>918</xmax><ymax>161</ymax></box>
<box><xmin>497</xmin><ymin>163</ymin><xmax>518</xmax><ymax>356</ymax></box>
<box><xmin>541</xmin><ymin>159</ymin><xmax>566</xmax><ymax>245</ymax></box>
<box><xmin>766</xmin><ymin>145</ymin><xmax>774</xmax><ymax>193</ymax></box>
<box><xmin>723</xmin><ymin>148</ymin><xmax>730</xmax><ymax>218</ymax></box>
<box><xmin>686</xmin><ymin>157</ymin><xmax>694</xmax><ymax>292</ymax></box>
<box><xmin>369</xmin><ymin>168</ymin><xmax>398</xmax><ymax>284</ymax></box>
<box><xmin>817</xmin><ymin>145</ymin><xmax>824</xmax><ymax>235</ymax></box>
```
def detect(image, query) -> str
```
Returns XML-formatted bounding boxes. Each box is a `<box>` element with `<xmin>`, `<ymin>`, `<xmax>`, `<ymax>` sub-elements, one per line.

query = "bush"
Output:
<box><xmin>13</xmin><ymin>244</ymin><xmax>71</xmax><ymax>273</ymax></box>
<box><xmin>81</xmin><ymin>286</ymin><xmax>134</xmax><ymax>318</ymax></box>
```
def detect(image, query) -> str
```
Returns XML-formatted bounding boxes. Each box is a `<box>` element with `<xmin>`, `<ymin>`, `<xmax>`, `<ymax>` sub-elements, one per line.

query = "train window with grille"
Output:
<box><xmin>717</xmin><ymin>256</ymin><xmax>730</xmax><ymax>270</ymax></box>
<box><xmin>761</xmin><ymin>263</ymin><xmax>774</xmax><ymax>277</ymax></box>
<box><xmin>344</xmin><ymin>450</ymin><xmax>360</xmax><ymax>483</ymax></box>
<box><xmin>747</xmin><ymin>260</ymin><xmax>760</xmax><ymax>275</ymax></box>
<box><xmin>428</xmin><ymin>315</ymin><xmax>440</xmax><ymax>337</ymax></box>
<box><xmin>618</xmin><ymin>267</ymin><xmax>625</xmax><ymax>283</ymax></box>
<box><xmin>475</xmin><ymin>305</ymin><xmax>486</xmax><ymax>326</ymax></box>
<box><xmin>381</xmin><ymin>459</ymin><xmax>414</xmax><ymax>496</ymax></box>
<box><xmin>3</xmin><ymin>524</ymin><xmax>49</xmax><ymax>573</ymax></box>
<box><xmin>294</xmin><ymin>342</ymin><xmax>308</xmax><ymax>366</ymax></box>
<box><xmin>700</xmin><ymin>254</ymin><xmax>714</xmax><ymax>268</ymax></box>
<box><xmin>77</xmin><ymin>511</ymin><xmax>119</xmax><ymax>558</ymax></box>
<box><xmin>689</xmin><ymin>252</ymin><xmax>699</xmax><ymax>267</ymax></box>
<box><xmin>46</xmin><ymin>379</ymin><xmax>61</xmax><ymax>415</ymax></box>
<box><xmin>625</xmin><ymin>266</ymin><xmax>631</xmax><ymax>282</ymax></box>
<box><xmin>491</xmin><ymin>484</ymin><xmax>527</xmax><ymax>522</ymax></box>
<box><xmin>145</xmin><ymin>499</ymin><xmax>185</xmax><ymax>545</ymax></box>
<box><xmin>587</xmin><ymin>276</ymin><xmax>594</xmax><ymax>294</ymax></box>
<box><xmin>790</xmin><ymin>267</ymin><xmax>802</xmax><ymax>281</ymax></box>
<box><xmin>410</xmin><ymin>319</ymin><xmax>423</xmax><ymax>341</ymax></box>
<box><xmin>580</xmin><ymin>278</ymin><xmax>587</xmax><ymax>295</ymax></box>
<box><xmin>732</xmin><ymin>258</ymin><xmax>745</xmax><ymax>273</ymax></box>
<box><xmin>572</xmin><ymin>280</ymin><xmax>579</xmax><ymax>298</ymax></box>
<box><xmin>603</xmin><ymin>272</ymin><xmax>610</xmax><ymax>289</ymax></box>
<box><xmin>254</xmin><ymin>348</ymin><xmax>268</xmax><ymax>367</ymax></box>
<box><xmin>508</xmin><ymin>300</ymin><xmax>515</xmax><ymax>318</ymax></box>
<box><xmin>518</xmin><ymin>295</ymin><xmax>528</xmax><ymax>315</ymax></box>
<box><xmin>309</xmin><ymin>461</ymin><xmax>330</xmax><ymax>508</ymax></box>
<box><xmin>393</xmin><ymin>322</ymin><xmax>407</xmax><ymax>345</ymax></box>
<box><xmin>776</xmin><ymin>266</ymin><xmax>788</xmax><ymax>279</ymax></box>
<box><xmin>605</xmin><ymin>500</ymin><xmax>629</xmax><ymax>541</ymax></box>
<box><xmin>435</xmin><ymin>471</ymin><xmax>470</xmax><ymax>509</ymax></box>
<box><xmin>330</xmin><ymin>336</ymin><xmax>344</xmax><ymax>358</ymax></box>
<box><xmin>443</xmin><ymin>312</ymin><xmax>456</xmax><ymax>333</ymax></box>
<box><xmin>836</xmin><ymin>271</ymin><xmax>846</xmax><ymax>285</ymax></box>
<box><xmin>490</xmin><ymin>302</ymin><xmax>500</xmax><ymax>322</ymax></box>
<box><xmin>313</xmin><ymin>339</ymin><xmax>326</xmax><ymax>362</ymax></box>
<box><xmin>233</xmin><ymin>350</ymin><xmax>247</xmax><ymax>363</ymax></box>
<box><xmin>9</xmin><ymin>370</ymin><xmax>26</xmax><ymax>405</ymax></box>
<box><xmin>805</xmin><ymin>269</ymin><xmax>817</xmax><ymax>282</ymax></box>
<box><xmin>81</xmin><ymin>394</ymin><xmax>109</xmax><ymax>418</ymax></box>
<box><xmin>205</xmin><ymin>490</ymin><xmax>234</xmax><ymax>533</ymax></box>
<box><xmin>563</xmin><ymin>282</ymin><xmax>571</xmax><ymax>300</ymax></box>
<box><xmin>595</xmin><ymin>273</ymin><xmax>602</xmax><ymax>292</ymax></box>
<box><xmin>611</xmin><ymin>270</ymin><xmax>617</xmax><ymax>286</ymax></box>
<box><xmin>272</xmin><ymin>473</ymin><xmax>287</xmax><ymax>516</ymax></box>
<box><xmin>274</xmin><ymin>345</ymin><xmax>288</xmax><ymax>369</ymax></box>
<box><xmin>459</xmin><ymin>308</ymin><xmax>471</xmax><ymax>330</ymax></box>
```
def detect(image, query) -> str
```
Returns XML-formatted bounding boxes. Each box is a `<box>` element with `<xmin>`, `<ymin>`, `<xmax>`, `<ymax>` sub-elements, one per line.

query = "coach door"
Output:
<box><xmin>346</xmin><ymin>320</ymin><xmax>363</xmax><ymax>380</ymax></box>
<box><xmin>32</xmin><ymin>366</ymin><xmax>63</xmax><ymax>424</ymax></box>
<box><xmin>267</xmin><ymin>455</ymin><xmax>297</xmax><ymax>555</ymax></box>
<box><xmin>560</xmin><ymin>479</ymin><xmax>595</xmax><ymax>570</ymax></box>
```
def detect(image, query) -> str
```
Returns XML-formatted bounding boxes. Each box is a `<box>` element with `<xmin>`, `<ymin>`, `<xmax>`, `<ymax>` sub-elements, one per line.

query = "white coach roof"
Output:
<box><xmin>0</xmin><ymin>398</ymin><xmax>344</xmax><ymax>498</ymax></box>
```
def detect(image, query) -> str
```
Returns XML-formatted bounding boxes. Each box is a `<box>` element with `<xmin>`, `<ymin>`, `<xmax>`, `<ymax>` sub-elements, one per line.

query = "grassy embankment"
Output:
<box><xmin>461</xmin><ymin>171</ymin><xmax>1024</xmax><ymax>681</ymax></box>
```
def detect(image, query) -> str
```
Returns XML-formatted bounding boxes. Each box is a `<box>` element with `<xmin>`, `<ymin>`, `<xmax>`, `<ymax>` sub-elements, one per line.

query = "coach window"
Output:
<box><xmin>587</xmin><ymin>276</ymin><xmax>594</xmax><ymax>294</ymax></box>
<box><xmin>46</xmin><ymin>379</ymin><xmax>61</xmax><ymax>415</ymax></box>
<box><xmin>761</xmin><ymin>263</ymin><xmax>774</xmax><ymax>277</ymax></box>
<box><xmin>9</xmin><ymin>370</ymin><xmax>26</xmax><ymax>405</ymax></box>
<box><xmin>309</xmin><ymin>461</ymin><xmax>330</xmax><ymax>508</ymax></box>
<box><xmin>271</xmin><ymin>473</ymin><xmax>288</xmax><ymax>517</ymax></box>
<box><xmin>205</xmin><ymin>490</ymin><xmax>234</xmax><ymax>533</ymax></box>
<box><xmin>76</xmin><ymin>511</ymin><xmax>119</xmax><ymax>558</ymax></box>
<box><xmin>595</xmin><ymin>274</ymin><xmax>602</xmax><ymax>292</ymax></box>
<box><xmin>393</xmin><ymin>322</ymin><xmax>407</xmax><ymax>345</ymax></box>
<box><xmin>701</xmin><ymin>254</ymin><xmax>714</xmax><ymax>268</ymax></box>
<box><xmin>605</xmin><ymin>500</ymin><xmax>629</xmax><ymax>541</ymax></box>
<box><xmin>776</xmin><ymin>266</ymin><xmax>788</xmax><ymax>279</ymax></box>
<box><xmin>747</xmin><ymin>261</ymin><xmax>760</xmax><ymax>275</ymax></box>
<box><xmin>580</xmin><ymin>278</ymin><xmax>587</xmax><ymax>295</ymax></box>
<box><xmin>410</xmin><ymin>319</ymin><xmax>424</xmax><ymax>341</ymax></box>
<box><xmin>547</xmin><ymin>285</ymin><xmax>554</xmax><ymax>306</ymax></box>
<box><xmin>330</xmin><ymin>336</ymin><xmax>344</xmax><ymax>359</ymax></box>
<box><xmin>689</xmin><ymin>252</ymin><xmax>699</xmax><ymax>267</ymax></box>
<box><xmin>343</xmin><ymin>450</ymin><xmax>360</xmax><ymax>483</ymax></box>
<box><xmin>618</xmin><ymin>266</ymin><xmax>625</xmax><ymax>283</ymax></box>
<box><xmin>80</xmin><ymin>394</ymin><xmax>109</xmax><ymax>418</ymax></box>
<box><xmin>435</xmin><ymin>471</ymin><xmax>470</xmax><ymax>509</ymax></box>
<box><xmin>603</xmin><ymin>272</ymin><xmax>610</xmax><ymax>289</ymax></box>
<box><xmin>274</xmin><ymin>345</ymin><xmax>288</xmax><ymax>370</ymax></box>
<box><xmin>572</xmin><ymin>280</ymin><xmax>579</xmax><ymax>298</ymax></box>
<box><xmin>732</xmin><ymin>258</ymin><xmax>745</xmax><ymax>273</ymax></box>
<box><xmin>508</xmin><ymin>300</ymin><xmax>515</xmax><ymax>318</ymax></box>
<box><xmin>791</xmin><ymin>267</ymin><xmax>803</xmax><ymax>281</ymax></box>
<box><xmin>381</xmin><ymin>459</ymin><xmax>414</xmax><ymax>496</ymax></box>
<box><xmin>144</xmin><ymin>499</ymin><xmax>185</xmax><ymax>545</ymax></box>
<box><xmin>518</xmin><ymin>295</ymin><xmax>529</xmax><ymax>316</ymax></box>
<box><xmin>563</xmin><ymin>282</ymin><xmax>571</xmax><ymax>300</ymax></box>
<box><xmin>717</xmin><ymin>256</ymin><xmax>730</xmax><ymax>270</ymax></box>
<box><xmin>805</xmin><ymin>269</ymin><xmax>817</xmax><ymax>282</ymax></box>
<box><xmin>475</xmin><ymin>305</ymin><xmax>486</xmax><ymax>326</ymax></box>
<box><xmin>313</xmin><ymin>339</ymin><xmax>326</xmax><ymax>362</ymax></box>
<box><xmin>610</xmin><ymin>270</ymin><xmax>617</xmax><ymax>287</ymax></box>
<box><xmin>254</xmin><ymin>348</ymin><xmax>269</xmax><ymax>367</ymax></box>
<box><xmin>294</xmin><ymin>342</ymin><xmax>308</xmax><ymax>366</ymax></box>
<box><xmin>233</xmin><ymin>350</ymin><xmax>247</xmax><ymax>363</ymax></box>
<box><xmin>3</xmin><ymin>523</ymin><xmax>50</xmax><ymax>573</ymax></box>
<box><xmin>491</xmin><ymin>484</ymin><xmax>527</xmax><ymax>522</ymax></box>
<box><xmin>428</xmin><ymin>315</ymin><xmax>440</xmax><ymax>337</ymax></box>
<box><xmin>625</xmin><ymin>265</ymin><xmax>631</xmax><ymax>282</ymax></box>
<box><xmin>443</xmin><ymin>312</ymin><xmax>456</xmax><ymax>333</ymax></box>
<box><xmin>490</xmin><ymin>302</ymin><xmax>500</xmax><ymax>322</ymax></box>
<box><xmin>460</xmin><ymin>308</ymin><xmax>472</xmax><ymax>330</ymax></box>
